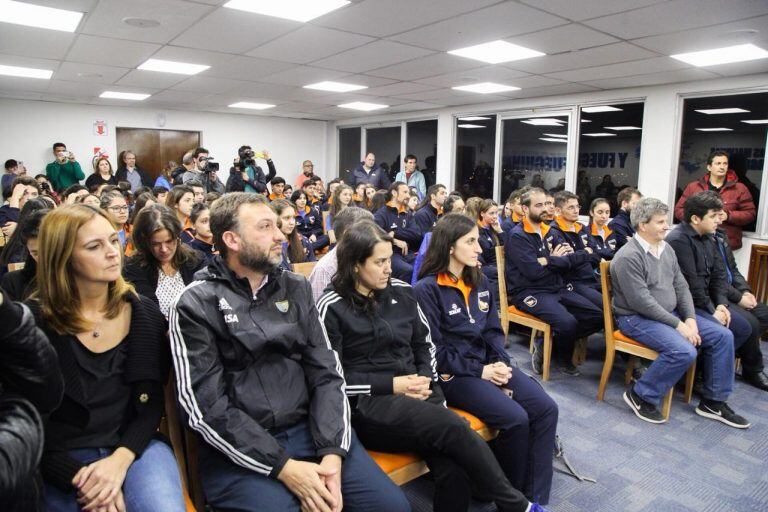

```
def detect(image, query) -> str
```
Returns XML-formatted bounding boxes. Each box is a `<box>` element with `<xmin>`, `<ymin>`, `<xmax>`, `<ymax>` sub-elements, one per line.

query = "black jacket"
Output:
<box><xmin>169</xmin><ymin>258</ymin><xmax>351</xmax><ymax>478</ymax></box>
<box><xmin>114</xmin><ymin>166</ymin><xmax>153</xmax><ymax>188</ymax></box>
<box><xmin>29</xmin><ymin>293</ymin><xmax>169</xmax><ymax>492</ymax></box>
<box><xmin>374</xmin><ymin>204</ymin><xmax>423</xmax><ymax>254</ymax></box>
<box><xmin>317</xmin><ymin>279</ymin><xmax>437</xmax><ymax>397</ymax></box>
<box><xmin>413</xmin><ymin>203</ymin><xmax>441</xmax><ymax>234</ymax></box>
<box><xmin>666</xmin><ymin>223</ymin><xmax>729</xmax><ymax>313</ymax></box>
<box><xmin>225</xmin><ymin>160</ymin><xmax>277</xmax><ymax>193</ymax></box>
<box><xmin>0</xmin><ymin>260</ymin><xmax>36</xmax><ymax>301</ymax></box>
<box><xmin>548</xmin><ymin>218</ymin><xmax>600</xmax><ymax>284</ymax></box>
<box><xmin>350</xmin><ymin>162</ymin><xmax>390</xmax><ymax>190</ymax></box>
<box><xmin>608</xmin><ymin>209</ymin><xmax>634</xmax><ymax>251</ymax></box>
<box><xmin>123</xmin><ymin>253</ymin><xmax>207</xmax><ymax>306</ymax></box>
<box><xmin>713</xmin><ymin>228</ymin><xmax>751</xmax><ymax>304</ymax></box>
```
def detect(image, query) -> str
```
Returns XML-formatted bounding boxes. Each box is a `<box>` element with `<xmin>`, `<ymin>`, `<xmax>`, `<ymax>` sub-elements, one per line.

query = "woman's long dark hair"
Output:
<box><xmin>331</xmin><ymin>220</ymin><xmax>392</xmax><ymax>312</ymax></box>
<box><xmin>129</xmin><ymin>203</ymin><xmax>199</xmax><ymax>270</ymax></box>
<box><xmin>272</xmin><ymin>199</ymin><xmax>306</xmax><ymax>264</ymax></box>
<box><xmin>0</xmin><ymin>198</ymin><xmax>51</xmax><ymax>267</ymax></box>
<box><xmin>418</xmin><ymin>213</ymin><xmax>482</xmax><ymax>288</ymax></box>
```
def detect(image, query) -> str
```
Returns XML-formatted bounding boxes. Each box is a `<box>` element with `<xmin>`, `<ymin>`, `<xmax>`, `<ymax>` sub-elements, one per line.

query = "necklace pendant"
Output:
<box><xmin>92</xmin><ymin>331</ymin><xmax>100</xmax><ymax>338</ymax></box>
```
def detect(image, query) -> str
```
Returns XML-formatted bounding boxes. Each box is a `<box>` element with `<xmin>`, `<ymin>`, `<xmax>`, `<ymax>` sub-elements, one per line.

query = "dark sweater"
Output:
<box><xmin>28</xmin><ymin>293</ymin><xmax>169</xmax><ymax>492</ymax></box>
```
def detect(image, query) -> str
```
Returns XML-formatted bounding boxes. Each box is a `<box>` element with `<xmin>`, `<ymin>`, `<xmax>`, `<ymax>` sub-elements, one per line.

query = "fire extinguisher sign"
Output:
<box><xmin>94</xmin><ymin>120</ymin><xmax>108</xmax><ymax>136</ymax></box>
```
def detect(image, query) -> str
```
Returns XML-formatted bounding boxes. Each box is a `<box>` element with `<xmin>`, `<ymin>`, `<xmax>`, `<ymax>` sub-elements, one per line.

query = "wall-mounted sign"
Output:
<box><xmin>94</xmin><ymin>119</ymin><xmax>108</xmax><ymax>136</ymax></box>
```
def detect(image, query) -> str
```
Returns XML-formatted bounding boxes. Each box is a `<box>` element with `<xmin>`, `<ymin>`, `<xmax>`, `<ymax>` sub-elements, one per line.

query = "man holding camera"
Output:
<box><xmin>226</xmin><ymin>146</ymin><xmax>276</xmax><ymax>194</ymax></box>
<box><xmin>45</xmin><ymin>142</ymin><xmax>84</xmax><ymax>193</ymax></box>
<box><xmin>182</xmin><ymin>147</ymin><xmax>225</xmax><ymax>193</ymax></box>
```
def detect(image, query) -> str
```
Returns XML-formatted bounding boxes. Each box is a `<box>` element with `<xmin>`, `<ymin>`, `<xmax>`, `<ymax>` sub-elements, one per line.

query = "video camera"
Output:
<box><xmin>199</xmin><ymin>156</ymin><xmax>219</xmax><ymax>173</ymax></box>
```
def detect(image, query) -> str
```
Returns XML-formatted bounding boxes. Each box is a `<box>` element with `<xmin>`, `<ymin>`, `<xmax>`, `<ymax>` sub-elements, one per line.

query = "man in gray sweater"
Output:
<box><xmin>610</xmin><ymin>197</ymin><xmax>749</xmax><ymax>428</ymax></box>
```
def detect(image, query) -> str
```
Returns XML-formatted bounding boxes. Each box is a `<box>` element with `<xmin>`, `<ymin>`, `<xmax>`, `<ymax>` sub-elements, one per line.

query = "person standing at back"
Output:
<box><xmin>46</xmin><ymin>142</ymin><xmax>84</xmax><ymax>193</ymax></box>
<box><xmin>351</xmin><ymin>152</ymin><xmax>390</xmax><ymax>190</ymax></box>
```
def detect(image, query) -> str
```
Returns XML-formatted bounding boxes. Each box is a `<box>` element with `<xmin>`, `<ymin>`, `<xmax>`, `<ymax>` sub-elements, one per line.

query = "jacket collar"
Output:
<box><xmin>205</xmin><ymin>256</ymin><xmax>283</xmax><ymax>299</ymax></box>
<box><xmin>700</xmin><ymin>169</ymin><xmax>738</xmax><ymax>188</ymax></box>
<box><xmin>522</xmin><ymin>216</ymin><xmax>550</xmax><ymax>237</ymax></box>
<box><xmin>386</xmin><ymin>201</ymin><xmax>407</xmax><ymax>214</ymax></box>
<box><xmin>437</xmin><ymin>273</ymin><xmax>471</xmax><ymax>307</ymax></box>
<box><xmin>554</xmin><ymin>215</ymin><xmax>583</xmax><ymax>233</ymax></box>
<box><xmin>590</xmin><ymin>221</ymin><xmax>612</xmax><ymax>237</ymax></box>
<box><xmin>679</xmin><ymin>221</ymin><xmax>709</xmax><ymax>240</ymax></box>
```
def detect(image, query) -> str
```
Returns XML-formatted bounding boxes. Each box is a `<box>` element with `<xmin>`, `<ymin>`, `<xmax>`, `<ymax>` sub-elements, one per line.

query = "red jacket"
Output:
<box><xmin>674</xmin><ymin>170</ymin><xmax>755</xmax><ymax>249</ymax></box>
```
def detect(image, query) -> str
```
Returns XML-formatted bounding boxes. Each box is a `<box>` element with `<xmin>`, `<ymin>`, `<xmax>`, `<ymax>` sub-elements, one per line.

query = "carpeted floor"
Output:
<box><xmin>402</xmin><ymin>332</ymin><xmax>768</xmax><ymax>512</ymax></box>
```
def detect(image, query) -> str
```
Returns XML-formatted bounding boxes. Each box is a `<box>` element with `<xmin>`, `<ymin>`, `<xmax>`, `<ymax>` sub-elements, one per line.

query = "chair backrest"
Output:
<box><xmin>292</xmin><ymin>261</ymin><xmax>317</xmax><ymax>278</ymax></box>
<box><xmin>0</xmin><ymin>232</ymin><xmax>5</xmax><ymax>247</ymax></box>
<box><xmin>322</xmin><ymin>211</ymin><xmax>330</xmax><ymax>234</ymax></box>
<box><xmin>495</xmin><ymin>245</ymin><xmax>510</xmax><ymax>335</ymax></box>
<box><xmin>599</xmin><ymin>260</ymin><xmax>616</xmax><ymax>334</ymax></box>
<box><xmin>748</xmin><ymin>244</ymin><xmax>768</xmax><ymax>304</ymax></box>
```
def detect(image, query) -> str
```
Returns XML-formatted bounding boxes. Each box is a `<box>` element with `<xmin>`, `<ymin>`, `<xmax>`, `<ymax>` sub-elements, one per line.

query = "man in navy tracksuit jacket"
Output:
<box><xmin>413</xmin><ymin>184</ymin><xmax>447</xmax><ymax>235</ymax></box>
<box><xmin>608</xmin><ymin>187</ymin><xmax>642</xmax><ymax>251</ymax></box>
<box><xmin>504</xmin><ymin>188</ymin><xmax>603</xmax><ymax>374</ymax></box>
<box><xmin>373</xmin><ymin>182</ymin><xmax>423</xmax><ymax>281</ymax></box>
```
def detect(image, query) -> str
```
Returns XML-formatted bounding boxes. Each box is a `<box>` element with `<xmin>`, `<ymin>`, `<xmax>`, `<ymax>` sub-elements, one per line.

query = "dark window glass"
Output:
<box><xmin>455</xmin><ymin>115</ymin><xmax>496</xmax><ymax>198</ymax></box>
<box><xmin>338</xmin><ymin>127</ymin><xmax>361</xmax><ymax>184</ymax></box>
<box><xmin>406</xmin><ymin>120</ymin><xmax>438</xmax><ymax>187</ymax></box>
<box><xmin>366</xmin><ymin>126</ymin><xmax>401</xmax><ymax>184</ymax></box>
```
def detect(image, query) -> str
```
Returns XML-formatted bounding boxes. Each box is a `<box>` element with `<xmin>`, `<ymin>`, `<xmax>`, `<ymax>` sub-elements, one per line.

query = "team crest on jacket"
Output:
<box><xmin>608</xmin><ymin>239</ymin><xmax>617</xmax><ymax>250</ymax></box>
<box><xmin>275</xmin><ymin>300</ymin><xmax>290</xmax><ymax>313</ymax></box>
<box><xmin>478</xmin><ymin>299</ymin><xmax>489</xmax><ymax>312</ymax></box>
<box><xmin>448</xmin><ymin>303</ymin><xmax>461</xmax><ymax>315</ymax></box>
<box><xmin>523</xmin><ymin>295</ymin><xmax>538</xmax><ymax>308</ymax></box>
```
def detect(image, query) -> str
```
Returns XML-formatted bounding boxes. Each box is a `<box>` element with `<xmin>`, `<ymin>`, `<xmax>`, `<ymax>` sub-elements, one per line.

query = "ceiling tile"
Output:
<box><xmin>170</xmin><ymin>76</ymin><xmax>256</xmax><ymax>94</ymax></box>
<box><xmin>583</xmin><ymin>0</ymin><xmax>768</xmax><ymax>39</ymax></box>
<box><xmin>145</xmin><ymin>89</ymin><xmax>210</xmax><ymax>103</ymax></box>
<box><xmin>579</xmin><ymin>68</ymin><xmax>719</xmax><ymax>89</ymax></box>
<box><xmin>393</xmin><ymin>2</ymin><xmax>567</xmax><ymax>52</ymax></box>
<box><xmin>544</xmin><ymin>56</ymin><xmax>690</xmax><ymax>82</ymax></box>
<box><xmin>702</xmin><ymin>58</ymin><xmax>768</xmax><ymax>77</ymax></box>
<box><xmin>0</xmin><ymin>24</ymin><xmax>76</xmax><ymax>60</ymax></box>
<box><xmin>505</xmin><ymin>23</ymin><xmax>619</xmax><ymax>54</ymax></box>
<box><xmin>54</xmin><ymin>62</ymin><xmax>130</xmax><ymax>84</ymax></box>
<box><xmin>259</xmin><ymin>66</ymin><xmax>351</xmax><ymax>86</ymax></box>
<box><xmin>366</xmin><ymin>53</ymin><xmax>483</xmax><ymax>81</ymax></box>
<box><xmin>503</xmin><ymin>75</ymin><xmax>568</xmax><ymax>89</ymax></box>
<box><xmin>631</xmin><ymin>15</ymin><xmax>768</xmax><ymax>54</ymax></box>
<box><xmin>66</xmin><ymin>35</ymin><xmax>160</xmax><ymax>67</ymax></box>
<box><xmin>148</xmin><ymin>46</ymin><xmax>238</xmax><ymax>67</ymax></box>
<box><xmin>46</xmin><ymin>79</ymin><xmax>113</xmax><ymax>98</ymax></box>
<box><xmin>395</xmin><ymin>87</ymin><xmax>479</xmax><ymax>102</ymax></box>
<box><xmin>359</xmin><ymin>82</ymin><xmax>439</xmax><ymax>97</ymax></box>
<box><xmin>170</xmin><ymin>7</ymin><xmax>300</xmax><ymax>54</ymax></box>
<box><xmin>518</xmin><ymin>0</ymin><xmax>664</xmax><ymax>22</ymax></box>
<box><xmin>312</xmin><ymin>40</ymin><xmax>435</xmax><ymax>73</ymax></box>
<box><xmin>202</xmin><ymin>56</ymin><xmax>296</xmax><ymax>82</ymax></box>
<box><xmin>247</xmin><ymin>25</ymin><xmax>374</xmax><ymax>64</ymax></box>
<box><xmin>0</xmin><ymin>76</ymin><xmax>54</xmax><ymax>93</ymax></box>
<box><xmin>80</xmin><ymin>0</ymin><xmax>214</xmax><ymax>44</ymax></box>
<box><xmin>0</xmin><ymin>52</ymin><xmax>60</xmax><ymax>70</ymax></box>
<box><xmin>437</xmin><ymin>94</ymin><xmax>511</xmax><ymax>106</ymax></box>
<box><xmin>513</xmin><ymin>83</ymin><xmax>603</xmax><ymax>98</ymax></box>
<box><xmin>116</xmin><ymin>69</ymin><xmax>190</xmax><ymax>89</ymax></box>
<box><xmin>387</xmin><ymin>101</ymin><xmax>444</xmax><ymax>112</ymax></box>
<box><xmin>313</xmin><ymin>0</ymin><xmax>499</xmax><ymax>37</ymax></box>
<box><xmin>413</xmin><ymin>66</ymin><xmax>530</xmax><ymax>88</ymax></box>
<box><xmin>505</xmin><ymin>42</ymin><xmax>658</xmax><ymax>74</ymax></box>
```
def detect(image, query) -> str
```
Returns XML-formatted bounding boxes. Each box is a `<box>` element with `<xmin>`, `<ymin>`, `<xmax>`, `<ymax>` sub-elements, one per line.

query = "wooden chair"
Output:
<box><xmin>596</xmin><ymin>261</ymin><xmax>695</xmax><ymax>420</ymax></box>
<box><xmin>7</xmin><ymin>261</ymin><xmax>25</xmax><ymax>272</ymax></box>
<box><xmin>748</xmin><ymin>244</ymin><xmax>768</xmax><ymax>305</ymax></box>
<box><xmin>292</xmin><ymin>261</ymin><xmax>317</xmax><ymax>278</ymax></box>
<box><xmin>161</xmin><ymin>375</ymin><xmax>199</xmax><ymax>511</ymax></box>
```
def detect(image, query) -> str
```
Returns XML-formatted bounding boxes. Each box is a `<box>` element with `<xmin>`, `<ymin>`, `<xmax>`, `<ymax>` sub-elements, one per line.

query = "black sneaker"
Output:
<box><xmin>623</xmin><ymin>386</ymin><xmax>665</xmax><ymax>424</ymax></box>
<box><xmin>695</xmin><ymin>400</ymin><xmax>751</xmax><ymax>429</ymax></box>
<box><xmin>531</xmin><ymin>340</ymin><xmax>543</xmax><ymax>375</ymax></box>
<box><xmin>557</xmin><ymin>362</ymin><xmax>581</xmax><ymax>376</ymax></box>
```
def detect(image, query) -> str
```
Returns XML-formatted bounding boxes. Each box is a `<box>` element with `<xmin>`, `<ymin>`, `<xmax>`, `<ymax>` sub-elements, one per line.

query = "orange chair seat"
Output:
<box><xmin>613</xmin><ymin>330</ymin><xmax>648</xmax><ymax>348</ymax></box>
<box><xmin>368</xmin><ymin>451</ymin><xmax>421</xmax><ymax>473</ymax></box>
<box><xmin>449</xmin><ymin>407</ymin><xmax>486</xmax><ymax>431</ymax></box>
<box><xmin>507</xmin><ymin>306</ymin><xmax>542</xmax><ymax>322</ymax></box>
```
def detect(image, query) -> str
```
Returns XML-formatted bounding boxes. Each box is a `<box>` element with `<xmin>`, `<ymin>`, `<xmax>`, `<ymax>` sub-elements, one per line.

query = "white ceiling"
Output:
<box><xmin>1</xmin><ymin>0</ymin><xmax>767</xmax><ymax>121</ymax></box>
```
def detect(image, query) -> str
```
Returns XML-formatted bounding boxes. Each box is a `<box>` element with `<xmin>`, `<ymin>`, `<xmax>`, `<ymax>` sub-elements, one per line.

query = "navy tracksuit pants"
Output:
<box><xmin>514</xmin><ymin>288</ymin><xmax>604</xmax><ymax>364</ymax></box>
<box><xmin>440</xmin><ymin>371</ymin><xmax>558</xmax><ymax>505</ymax></box>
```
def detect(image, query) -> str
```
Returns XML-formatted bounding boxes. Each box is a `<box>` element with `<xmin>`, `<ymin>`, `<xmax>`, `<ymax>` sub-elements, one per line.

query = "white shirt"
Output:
<box><xmin>156</xmin><ymin>269</ymin><xmax>186</xmax><ymax>319</ymax></box>
<box><xmin>634</xmin><ymin>233</ymin><xmax>667</xmax><ymax>258</ymax></box>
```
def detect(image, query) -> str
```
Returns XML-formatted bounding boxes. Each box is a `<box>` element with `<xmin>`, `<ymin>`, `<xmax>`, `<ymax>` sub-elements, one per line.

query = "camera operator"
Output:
<box><xmin>225</xmin><ymin>146</ymin><xmax>276</xmax><ymax>194</ymax></box>
<box><xmin>182</xmin><ymin>148</ymin><xmax>225</xmax><ymax>194</ymax></box>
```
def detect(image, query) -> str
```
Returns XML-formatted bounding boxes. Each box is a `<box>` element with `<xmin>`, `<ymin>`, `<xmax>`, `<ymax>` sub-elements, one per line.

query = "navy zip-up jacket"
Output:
<box><xmin>350</xmin><ymin>162</ymin><xmax>390</xmax><ymax>191</ymax></box>
<box><xmin>295</xmin><ymin>205</ymin><xmax>324</xmax><ymax>239</ymax></box>
<box><xmin>414</xmin><ymin>204</ymin><xmax>441</xmax><ymax>235</ymax></box>
<box><xmin>585</xmin><ymin>221</ymin><xmax>616</xmax><ymax>262</ymax></box>
<box><xmin>504</xmin><ymin>218</ymin><xmax>591</xmax><ymax>298</ymax></box>
<box><xmin>548</xmin><ymin>217</ymin><xmax>600</xmax><ymax>283</ymax></box>
<box><xmin>478</xmin><ymin>225</ymin><xmax>503</xmax><ymax>267</ymax></box>
<box><xmin>608</xmin><ymin>209</ymin><xmax>634</xmax><ymax>251</ymax></box>
<box><xmin>414</xmin><ymin>273</ymin><xmax>510</xmax><ymax>378</ymax></box>
<box><xmin>373</xmin><ymin>203</ymin><xmax>423</xmax><ymax>253</ymax></box>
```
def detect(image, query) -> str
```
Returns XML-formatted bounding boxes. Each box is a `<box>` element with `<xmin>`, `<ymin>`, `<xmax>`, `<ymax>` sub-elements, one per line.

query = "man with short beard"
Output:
<box><xmin>169</xmin><ymin>193</ymin><xmax>407</xmax><ymax>512</ymax></box>
<box><xmin>609</xmin><ymin>187</ymin><xmax>642</xmax><ymax>251</ymax></box>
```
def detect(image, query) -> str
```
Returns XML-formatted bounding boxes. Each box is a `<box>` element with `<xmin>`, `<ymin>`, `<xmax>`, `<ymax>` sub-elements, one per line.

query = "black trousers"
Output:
<box><xmin>352</xmin><ymin>392</ymin><xmax>530</xmax><ymax>512</ymax></box>
<box><xmin>730</xmin><ymin>301</ymin><xmax>768</xmax><ymax>374</ymax></box>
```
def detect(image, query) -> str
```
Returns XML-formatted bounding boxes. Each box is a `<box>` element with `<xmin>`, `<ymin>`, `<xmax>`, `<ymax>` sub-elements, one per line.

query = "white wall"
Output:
<box><xmin>0</xmin><ymin>99</ymin><xmax>329</xmax><ymax>185</ymax></box>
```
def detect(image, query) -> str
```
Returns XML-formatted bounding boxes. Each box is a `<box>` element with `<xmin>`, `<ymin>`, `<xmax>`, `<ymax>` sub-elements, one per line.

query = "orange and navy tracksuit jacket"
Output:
<box><xmin>585</xmin><ymin>221</ymin><xmax>616</xmax><ymax>262</ymax></box>
<box><xmin>373</xmin><ymin>202</ymin><xmax>423</xmax><ymax>254</ymax></box>
<box><xmin>548</xmin><ymin>216</ymin><xmax>600</xmax><ymax>283</ymax></box>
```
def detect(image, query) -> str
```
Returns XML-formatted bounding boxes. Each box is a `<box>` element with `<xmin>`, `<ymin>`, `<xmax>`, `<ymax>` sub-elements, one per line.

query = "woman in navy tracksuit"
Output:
<box><xmin>319</xmin><ymin>220</ymin><xmax>548</xmax><ymax>512</ymax></box>
<box><xmin>585</xmin><ymin>197</ymin><xmax>617</xmax><ymax>265</ymax></box>
<box><xmin>291</xmin><ymin>189</ymin><xmax>329</xmax><ymax>250</ymax></box>
<box><xmin>414</xmin><ymin>213</ymin><xmax>559</xmax><ymax>506</ymax></box>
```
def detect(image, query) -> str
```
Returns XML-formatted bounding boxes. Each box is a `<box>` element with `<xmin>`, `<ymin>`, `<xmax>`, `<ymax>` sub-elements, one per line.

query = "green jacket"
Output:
<box><xmin>46</xmin><ymin>160</ymin><xmax>84</xmax><ymax>191</ymax></box>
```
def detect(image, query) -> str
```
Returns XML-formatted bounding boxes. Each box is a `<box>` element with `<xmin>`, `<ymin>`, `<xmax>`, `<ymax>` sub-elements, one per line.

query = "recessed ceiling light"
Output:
<box><xmin>695</xmin><ymin>127</ymin><xmax>733</xmax><ymax>132</ymax></box>
<box><xmin>229</xmin><ymin>102</ymin><xmax>276</xmax><ymax>110</ymax></box>
<box><xmin>0</xmin><ymin>63</ymin><xmax>52</xmax><ymax>79</ymax></box>
<box><xmin>582</xmin><ymin>105</ymin><xmax>622</xmax><ymax>113</ymax></box>
<box><xmin>100</xmin><ymin>91</ymin><xmax>150</xmax><ymax>101</ymax></box>
<box><xmin>458</xmin><ymin>116</ymin><xmax>491</xmax><ymax>121</ymax></box>
<box><xmin>604</xmin><ymin>126</ymin><xmax>642</xmax><ymax>131</ymax></box>
<box><xmin>452</xmin><ymin>82</ymin><xmax>520</xmax><ymax>94</ymax></box>
<box><xmin>539</xmin><ymin>137</ymin><xmax>568</xmax><ymax>143</ymax></box>
<box><xmin>458</xmin><ymin>124</ymin><xmax>485</xmax><ymax>129</ymax></box>
<box><xmin>448</xmin><ymin>40</ymin><xmax>545</xmax><ymax>64</ymax></box>
<box><xmin>223</xmin><ymin>0</ymin><xmax>350</xmax><ymax>22</ymax></box>
<box><xmin>521</xmin><ymin>118</ymin><xmax>565</xmax><ymax>126</ymax></box>
<box><xmin>338</xmin><ymin>101</ymin><xmax>388</xmax><ymax>111</ymax></box>
<box><xmin>583</xmin><ymin>132</ymin><xmax>617</xmax><ymax>137</ymax></box>
<box><xmin>671</xmin><ymin>44</ymin><xmax>768</xmax><ymax>67</ymax></box>
<box><xmin>138</xmin><ymin>59</ymin><xmax>210</xmax><ymax>75</ymax></box>
<box><xmin>543</xmin><ymin>133</ymin><xmax>568</xmax><ymax>138</ymax></box>
<box><xmin>303</xmin><ymin>81</ymin><xmax>367</xmax><ymax>92</ymax></box>
<box><xmin>695</xmin><ymin>108</ymin><xmax>750</xmax><ymax>115</ymax></box>
<box><xmin>0</xmin><ymin>0</ymin><xmax>83</xmax><ymax>32</ymax></box>
<box><xmin>741</xmin><ymin>119</ymin><xmax>768</xmax><ymax>124</ymax></box>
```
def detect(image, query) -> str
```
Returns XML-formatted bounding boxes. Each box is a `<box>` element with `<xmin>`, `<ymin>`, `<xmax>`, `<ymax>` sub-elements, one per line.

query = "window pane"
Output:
<box><xmin>366</xmin><ymin>126</ymin><xmax>401</xmax><ymax>185</ymax></box>
<box><xmin>338</xmin><ymin>127</ymin><xmax>361</xmax><ymax>184</ymax></box>
<box><xmin>455</xmin><ymin>115</ymin><xmax>496</xmax><ymax>198</ymax></box>
<box><xmin>500</xmin><ymin>115</ymin><xmax>569</xmax><ymax>203</ymax></box>
<box><xmin>676</xmin><ymin>92</ymin><xmax>767</xmax><ymax>232</ymax></box>
<box><xmin>406</xmin><ymin>120</ymin><xmax>438</xmax><ymax>187</ymax></box>
<box><xmin>578</xmin><ymin>102</ymin><xmax>644</xmax><ymax>215</ymax></box>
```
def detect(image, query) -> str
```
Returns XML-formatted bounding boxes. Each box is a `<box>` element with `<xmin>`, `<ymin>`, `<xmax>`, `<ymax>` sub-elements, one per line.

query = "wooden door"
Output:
<box><xmin>116</xmin><ymin>128</ymin><xmax>201</xmax><ymax>181</ymax></box>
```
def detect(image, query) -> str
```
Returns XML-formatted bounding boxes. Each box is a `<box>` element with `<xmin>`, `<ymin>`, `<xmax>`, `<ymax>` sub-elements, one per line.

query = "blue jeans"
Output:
<box><xmin>198</xmin><ymin>421</ymin><xmax>410</xmax><ymax>512</ymax></box>
<box><xmin>45</xmin><ymin>439</ymin><xmax>185</xmax><ymax>512</ymax></box>
<box><xmin>616</xmin><ymin>311</ymin><xmax>735</xmax><ymax>405</ymax></box>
